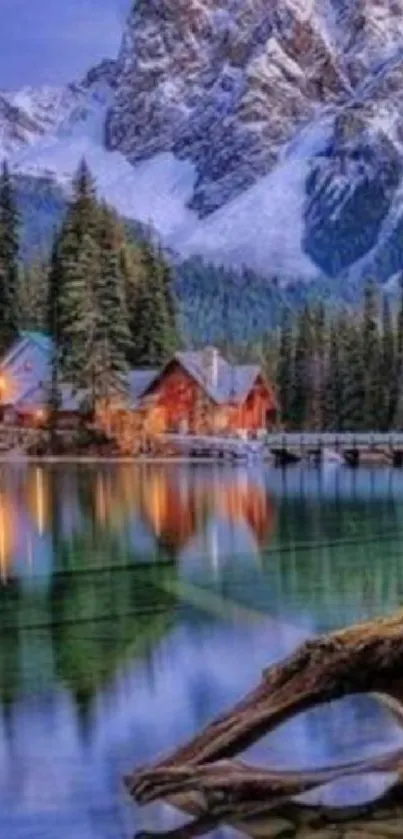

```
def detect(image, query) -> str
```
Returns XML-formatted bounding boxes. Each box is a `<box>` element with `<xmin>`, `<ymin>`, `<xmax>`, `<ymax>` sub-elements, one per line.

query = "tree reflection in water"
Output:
<box><xmin>0</xmin><ymin>465</ymin><xmax>400</xmax><ymax>837</ymax></box>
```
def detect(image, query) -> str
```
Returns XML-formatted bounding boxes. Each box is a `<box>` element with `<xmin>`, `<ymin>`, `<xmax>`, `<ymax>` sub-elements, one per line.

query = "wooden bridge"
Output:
<box><xmin>162</xmin><ymin>432</ymin><xmax>403</xmax><ymax>466</ymax></box>
<box><xmin>266</xmin><ymin>433</ymin><xmax>403</xmax><ymax>466</ymax></box>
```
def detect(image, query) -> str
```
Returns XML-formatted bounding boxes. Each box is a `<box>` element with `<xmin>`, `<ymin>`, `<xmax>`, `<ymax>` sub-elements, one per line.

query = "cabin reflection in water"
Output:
<box><xmin>0</xmin><ymin>466</ymin><xmax>403</xmax><ymax>839</ymax></box>
<box><xmin>0</xmin><ymin>464</ymin><xmax>277</xmax><ymax>578</ymax></box>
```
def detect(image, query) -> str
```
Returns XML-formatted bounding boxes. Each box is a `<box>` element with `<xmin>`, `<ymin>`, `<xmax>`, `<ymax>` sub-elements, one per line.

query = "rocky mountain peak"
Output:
<box><xmin>4</xmin><ymin>0</ymin><xmax>403</xmax><ymax>287</ymax></box>
<box><xmin>106</xmin><ymin>0</ymin><xmax>354</xmax><ymax>215</ymax></box>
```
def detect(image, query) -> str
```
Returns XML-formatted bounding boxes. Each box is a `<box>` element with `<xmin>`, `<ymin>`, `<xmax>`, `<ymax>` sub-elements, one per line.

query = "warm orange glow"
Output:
<box><xmin>95</xmin><ymin>473</ymin><xmax>108</xmax><ymax>526</ymax></box>
<box><xmin>35</xmin><ymin>468</ymin><xmax>45</xmax><ymax>535</ymax></box>
<box><xmin>0</xmin><ymin>498</ymin><xmax>7</xmax><ymax>583</ymax></box>
<box><xmin>25</xmin><ymin>469</ymin><xmax>50</xmax><ymax>535</ymax></box>
<box><xmin>36</xmin><ymin>408</ymin><xmax>46</xmax><ymax>422</ymax></box>
<box><xmin>0</xmin><ymin>491</ymin><xmax>16</xmax><ymax>583</ymax></box>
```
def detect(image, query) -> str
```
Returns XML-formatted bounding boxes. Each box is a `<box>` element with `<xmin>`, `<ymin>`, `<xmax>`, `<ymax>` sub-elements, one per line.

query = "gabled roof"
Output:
<box><xmin>128</xmin><ymin>369</ymin><xmax>158</xmax><ymax>405</ymax></box>
<box><xmin>21</xmin><ymin>332</ymin><xmax>53</xmax><ymax>353</ymax></box>
<box><xmin>142</xmin><ymin>349</ymin><xmax>266</xmax><ymax>406</ymax></box>
<box><xmin>0</xmin><ymin>331</ymin><xmax>53</xmax><ymax>369</ymax></box>
<box><xmin>14</xmin><ymin>382</ymin><xmax>84</xmax><ymax>412</ymax></box>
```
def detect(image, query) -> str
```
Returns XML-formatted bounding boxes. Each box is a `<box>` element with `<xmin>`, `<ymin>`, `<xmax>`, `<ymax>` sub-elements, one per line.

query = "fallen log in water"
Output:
<box><xmin>128</xmin><ymin>750</ymin><xmax>403</xmax><ymax>805</ymax></box>
<box><xmin>127</xmin><ymin>610</ymin><xmax>403</xmax><ymax>833</ymax></box>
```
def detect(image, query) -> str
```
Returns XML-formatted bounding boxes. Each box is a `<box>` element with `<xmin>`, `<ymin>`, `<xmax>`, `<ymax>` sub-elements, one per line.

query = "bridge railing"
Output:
<box><xmin>265</xmin><ymin>433</ymin><xmax>403</xmax><ymax>447</ymax></box>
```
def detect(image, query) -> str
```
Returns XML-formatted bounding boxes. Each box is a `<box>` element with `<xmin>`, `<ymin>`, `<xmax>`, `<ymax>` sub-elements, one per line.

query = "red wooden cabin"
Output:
<box><xmin>139</xmin><ymin>348</ymin><xmax>278</xmax><ymax>435</ymax></box>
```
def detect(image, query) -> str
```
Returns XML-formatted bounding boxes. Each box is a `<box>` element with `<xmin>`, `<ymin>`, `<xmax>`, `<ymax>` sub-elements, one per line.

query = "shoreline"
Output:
<box><xmin>0</xmin><ymin>453</ymin><xmax>397</xmax><ymax>466</ymax></box>
<box><xmin>0</xmin><ymin>455</ymin><xmax>252</xmax><ymax>465</ymax></box>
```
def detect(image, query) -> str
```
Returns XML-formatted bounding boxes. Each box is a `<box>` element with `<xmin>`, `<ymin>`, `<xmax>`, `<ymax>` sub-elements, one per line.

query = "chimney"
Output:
<box><xmin>203</xmin><ymin>346</ymin><xmax>219</xmax><ymax>389</ymax></box>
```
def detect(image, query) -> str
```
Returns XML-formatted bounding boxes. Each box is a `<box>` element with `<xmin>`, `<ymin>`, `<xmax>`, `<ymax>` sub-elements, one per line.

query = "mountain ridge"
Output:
<box><xmin>3</xmin><ymin>1</ymin><xmax>403</xmax><ymax>285</ymax></box>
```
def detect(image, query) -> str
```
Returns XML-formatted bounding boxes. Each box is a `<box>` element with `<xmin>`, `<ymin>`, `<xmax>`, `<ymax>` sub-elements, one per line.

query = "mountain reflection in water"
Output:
<box><xmin>0</xmin><ymin>464</ymin><xmax>402</xmax><ymax>837</ymax></box>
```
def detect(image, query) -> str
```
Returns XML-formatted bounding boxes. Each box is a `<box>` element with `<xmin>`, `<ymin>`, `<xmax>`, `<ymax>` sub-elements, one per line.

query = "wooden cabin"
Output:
<box><xmin>10</xmin><ymin>382</ymin><xmax>85</xmax><ymax>429</ymax></box>
<box><xmin>0</xmin><ymin>332</ymin><xmax>86</xmax><ymax>429</ymax></box>
<box><xmin>0</xmin><ymin>331</ymin><xmax>52</xmax><ymax>420</ymax></box>
<box><xmin>138</xmin><ymin>348</ymin><xmax>278</xmax><ymax>435</ymax></box>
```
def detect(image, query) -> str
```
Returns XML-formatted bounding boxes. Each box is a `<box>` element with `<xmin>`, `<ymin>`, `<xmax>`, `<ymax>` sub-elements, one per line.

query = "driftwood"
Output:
<box><xmin>127</xmin><ymin>610</ymin><xmax>403</xmax><ymax>835</ymax></box>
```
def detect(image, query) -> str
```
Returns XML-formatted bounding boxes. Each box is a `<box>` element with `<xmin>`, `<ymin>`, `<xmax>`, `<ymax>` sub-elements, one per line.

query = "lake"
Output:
<box><xmin>1</xmin><ymin>462</ymin><xmax>403</xmax><ymax>838</ymax></box>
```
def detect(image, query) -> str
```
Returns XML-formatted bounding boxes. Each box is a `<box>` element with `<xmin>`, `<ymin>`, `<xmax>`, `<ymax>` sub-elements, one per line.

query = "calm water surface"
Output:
<box><xmin>0</xmin><ymin>463</ymin><xmax>403</xmax><ymax>837</ymax></box>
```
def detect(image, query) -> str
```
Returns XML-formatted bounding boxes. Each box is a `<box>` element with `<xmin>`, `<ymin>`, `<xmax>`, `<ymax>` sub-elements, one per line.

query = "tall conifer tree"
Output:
<box><xmin>290</xmin><ymin>304</ymin><xmax>311</xmax><ymax>430</ymax></box>
<box><xmin>46</xmin><ymin>239</ymin><xmax>62</xmax><ymax>450</ymax></box>
<box><xmin>0</xmin><ymin>161</ymin><xmax>19</xmax><ymax>348</ymax></box>
<box><xmin>277</xmin><ymin>307</ymin><xmax>294</xmax><ymax>428</ymax></box>
<box><xmin>127</xmin><ymin>243</ymin><xmax>179</xmax><ymax>368</ymax></box>
<box><xmin>62</xmin><ymin>232</ymin><xmax>100</xmax><ymax>400</ymax></box>
<box><xmin>95</xmin><ymin>205</ymin><xmax>131</xmax><ymax>398</ymax></box>
<box><xmin>392</xmin><ymin>275</ymin><xmax>403</xmax><ymax>428</ymax></box>
<box><xmin>362</xmin><ymin>279</ymin><xmax>382</xmax><ymax>430</ymax></box>
<box><xmin>325</xmin><ymin>314</ymin><xmax>344</xmax><ymax>431</ymax></box>
<box><xmin>309</xmin><ymin>301</ymin><xmax>326</xmax><ymax>430</ymax></box>
<box><xmin>18</xmin><ymin>254</ymin><xmax>48</xmax><ymax>331</ymax></box>
<box><xmin>341</xmin><ymin>320</ymin><xmax>365</xmax><ymax>431</ymax></box>
<box><xmin>380</xmin><ymin>295</ymin><xmax>395</xmax><ymax>430</ymax></box>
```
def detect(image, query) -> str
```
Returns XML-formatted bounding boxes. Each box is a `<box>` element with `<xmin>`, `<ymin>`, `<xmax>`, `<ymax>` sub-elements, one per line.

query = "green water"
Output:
<box><xmin>0</xmin><ymin>463</ymin><xmax>403</xmax><ymax>837</ymax></box>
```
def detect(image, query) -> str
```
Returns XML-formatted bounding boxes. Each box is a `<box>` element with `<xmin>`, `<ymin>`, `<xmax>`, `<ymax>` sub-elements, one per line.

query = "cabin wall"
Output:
<box><xmin>148</xmin><ymin>362</ymin><xmax>217</xmax><ymax>434</ymax></box>
<box><xmin>103</xmin><ymin>363</ymin><xmax>279</xmax><ymax>446</ymax></box>
<box><xmin>227</xmin><ymin>378</ymin><xmax>278</xmax><ymax>432</ymax></box>
<box><xmin>147</xmin><ymin>366</ymin><xmax>278</xmax><ymax>434</ymax></box>
<box><xmin>15</xmin><ymin>410</ymin><xmax>80</xmax><ymax>430</ymax></box>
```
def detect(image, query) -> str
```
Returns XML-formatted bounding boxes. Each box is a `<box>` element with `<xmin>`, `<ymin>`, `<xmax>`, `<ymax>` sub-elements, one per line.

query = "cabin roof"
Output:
<box><xmin>20</xmin><ymin>331</ymin><xmax>53</xmax><ymax>353</ymax></box>
<box><xmin>0</xmin><ymin>331</ymin><xmax>53</xmax><ymax>370</ymax></box>
<box><xmin>128</xmin><ymin>369</ymin><xmax>158</xmax><ymax>404</ymax></box>
<box><xmin>144</xmin><ymin>350</ymin><xmax>263</xmax><ymax>406</ymax></box>
<box><xmin>14</xmin><ymin>382</ymin><xmax>84</xmax><ymax>412</ymax></box>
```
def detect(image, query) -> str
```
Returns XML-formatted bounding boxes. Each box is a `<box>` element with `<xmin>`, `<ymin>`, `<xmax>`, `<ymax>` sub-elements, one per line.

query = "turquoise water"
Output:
<box><xmin>0</xmin><ymin>463</ymin><xmax>403</xmax><ymax>837</ymax></box>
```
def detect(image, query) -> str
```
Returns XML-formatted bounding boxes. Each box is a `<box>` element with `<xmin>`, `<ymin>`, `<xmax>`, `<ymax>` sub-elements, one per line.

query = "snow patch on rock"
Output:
<box><xmin>8</xmin><ymin>93</ymin><xmax>198</xmax><ymax>242</ymax></box>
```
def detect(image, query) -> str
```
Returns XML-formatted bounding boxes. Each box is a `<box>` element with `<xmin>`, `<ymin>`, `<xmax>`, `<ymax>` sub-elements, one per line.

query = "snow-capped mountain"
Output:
<box><xmin>3</xmin><ymin>0</ymin><xmax>403</xmax><ymax>284</ymax></box>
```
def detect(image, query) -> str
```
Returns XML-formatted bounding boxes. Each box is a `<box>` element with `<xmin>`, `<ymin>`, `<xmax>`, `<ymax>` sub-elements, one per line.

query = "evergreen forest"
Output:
<box><xmin>1</xmin><ymin>159</ymin><xmax>403</xmax><ymax>431</ymax></box>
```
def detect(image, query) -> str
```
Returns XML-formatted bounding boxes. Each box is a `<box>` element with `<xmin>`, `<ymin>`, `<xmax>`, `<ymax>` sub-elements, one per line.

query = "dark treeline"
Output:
<box><xmin>0</xmin><ymin>159</ymin><xmax>181</xmax><ymax>410</ymax></box>
<box><xmin>274</xmin><ymin>282</ymin><xmax>403</xmax><ymax>431</ymax></box>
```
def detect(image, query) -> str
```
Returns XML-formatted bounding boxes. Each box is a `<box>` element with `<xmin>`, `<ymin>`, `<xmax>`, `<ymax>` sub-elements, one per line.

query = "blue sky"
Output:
<box><xmin>0</xmin><ymin>0</ymin><xmax>130</xmax><ymax>88</ymax></box>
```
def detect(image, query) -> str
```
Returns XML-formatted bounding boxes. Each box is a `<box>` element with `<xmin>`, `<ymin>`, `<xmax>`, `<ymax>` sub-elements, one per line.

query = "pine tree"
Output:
<box><xmin>309</xmin><ymin>301</ymin><xmax>327</xmax><ymax>430</ymax></box>
<box><xmin>46</xmin><ymin>240</ymin><xmax>62</xmax><ymax>450</ymax></box>
<box><xmin>127</xmin><ymin>242</ymin><xmax>178</xmax><ymax>368</ymax></box>
<box><xmin>324</xmin><ymin>314</ymin><xmax>344</xmax><ymax>431</ymax></box>
<box><xmin>156</xmin><ymin>244</ymin><xmax>181</xmax><ymax>353</ymax></box>
<box><xmin>290</xmin><ymin>304</ymin><xmax>312</xmax><ymax>430</ymax></box>
<box><xmin>392</xmin><ymin>275</ymin><xmax>403</xmax><ymax>428</ymax></box>
<box><xmin>380</xmin><ymin>295</ymin><xmax>395</xmax><ymax>430</ymax></box>
<box><xmin>362</xmin><ymin>279</ymin><xmax>382</xmax><ymax>430</ymax></box>
<box><xmin>0</xmin><ymin>161</ymin><xmax>19</xmax><ymax>348</ymax></box>
<box><xmin>276</xmin><ymin>307</ymin><xmax>294</xmax><ymax>429</ymax></box>
<box><xmin>95</xmin><ymin>206</ymin><xmax>131</xmax><ymax>400</ymax></box>
<box><xmin>69</xmin><ymin>158</ymin><xmax>98</xmax><ymax>242</ymax></box>
<box><xmin>54</xmin><ymin>161</ymin><xmax>101</xmax><ymax>364</ymax></box>
<box><xmin>341</xmin><ymin>319</ymin><xmax>365</xmax><ymax>431</ymax></box>
<box><xmin>67</xmin><ymin>235</ymin><xmax>101</xmax><ymax>402</ymax></box>
<box><xmin>18</xmin><ymin>254</ymin><xmax>48</xmax><ymax>331</ymax></box>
